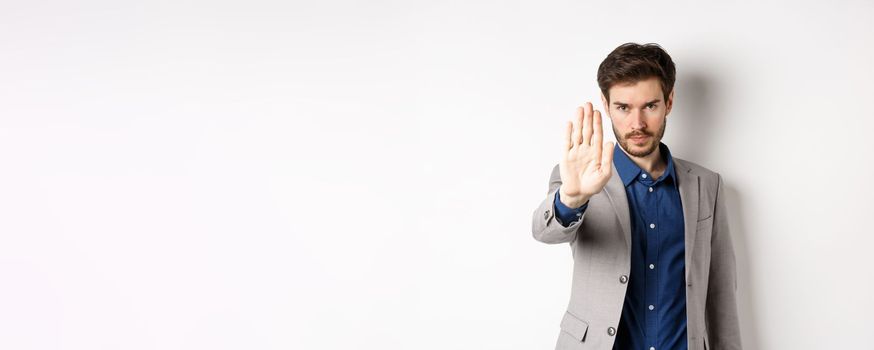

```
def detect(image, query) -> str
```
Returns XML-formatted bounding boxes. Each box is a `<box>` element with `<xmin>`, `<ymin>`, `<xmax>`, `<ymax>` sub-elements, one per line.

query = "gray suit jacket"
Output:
<box><xmin>532</xmin><ymin>158</ymin><xmax>741</xmax><ymax>350</ymax></box>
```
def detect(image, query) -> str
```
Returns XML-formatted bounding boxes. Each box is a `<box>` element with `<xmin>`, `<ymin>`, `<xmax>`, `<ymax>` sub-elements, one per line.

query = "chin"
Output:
<box><xmin>626</xmin><ymin>139</ymin><xmax>658</xmax><ymax>157</ymax></box>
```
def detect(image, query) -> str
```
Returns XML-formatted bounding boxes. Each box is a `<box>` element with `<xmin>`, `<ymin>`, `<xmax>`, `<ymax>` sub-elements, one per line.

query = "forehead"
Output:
<box><xmin>608</xmin><ymin>76</ymin><xmax>664</xmax><ymax>103</ymax></box>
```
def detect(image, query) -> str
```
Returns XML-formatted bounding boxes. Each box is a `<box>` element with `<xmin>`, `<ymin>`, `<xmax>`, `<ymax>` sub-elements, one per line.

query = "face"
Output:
<box><xmin>601</xmin><ymin>76</ymin><xmax>674</xmax><ymax>158</ymax></box>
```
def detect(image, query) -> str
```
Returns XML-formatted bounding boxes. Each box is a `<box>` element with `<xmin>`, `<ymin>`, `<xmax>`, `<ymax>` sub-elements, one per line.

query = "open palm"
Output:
<box><xmin>558</xmin><ymin>102</ymin><xmax>615</xmax><ymax>208</ymax></box>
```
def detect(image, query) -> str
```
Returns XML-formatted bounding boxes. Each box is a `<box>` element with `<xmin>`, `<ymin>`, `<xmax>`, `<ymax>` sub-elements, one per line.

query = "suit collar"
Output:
<box><xmin>672</xmin><ymin>157</ymin><xmax>699</xmax><ymax>283</ymax></box>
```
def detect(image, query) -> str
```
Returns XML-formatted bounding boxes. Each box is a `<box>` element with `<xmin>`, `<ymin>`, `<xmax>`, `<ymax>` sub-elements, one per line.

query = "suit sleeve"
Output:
<box><xmin>705</xmin><ymin>173</ymin><xmax>743</xmax><ymax>349</ymax></box>
<box><xmin>554</xmin><ymin>190</ymin><xmax>589</xmax><ymax>226</ymax></box>
<box><xmin>531</xmin><ymin>164</ymin><xmax>589</xmax><ymax>244</ymax></box>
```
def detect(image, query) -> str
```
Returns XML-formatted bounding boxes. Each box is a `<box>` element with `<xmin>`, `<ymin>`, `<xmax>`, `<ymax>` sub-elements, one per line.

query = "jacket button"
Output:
<box><xmin>544</xmin><ymin>209</ymin><xmax>550</xmax><ymax>220</ymax></box>
<box><xmin>619</xmin><ymin>275</ymin><xmax>628</xmax><ymax>284</ymax></box>
<box><xmin>607</xmin><ymin>327</ymin><xmax>616</xmax><ymax>336</ymax></box>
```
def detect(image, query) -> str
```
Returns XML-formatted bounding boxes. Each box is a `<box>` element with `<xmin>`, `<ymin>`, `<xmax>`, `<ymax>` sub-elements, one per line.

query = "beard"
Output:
<box><xmin>613</xmin><ymin>116</ymin><xmax>666</xmax><ymax>158</ymax></box>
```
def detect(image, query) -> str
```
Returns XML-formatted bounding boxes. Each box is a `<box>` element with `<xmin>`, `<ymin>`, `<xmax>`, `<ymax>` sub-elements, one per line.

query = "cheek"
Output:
<box><xmin>611</xmin><ymin>119</ymin><xmax>627</xmax><ymax>130</ymax></box>
<box><xmin>645</xmin><ymin>111</ymin><xmax>665</xmax><ymax>124</ymax></box>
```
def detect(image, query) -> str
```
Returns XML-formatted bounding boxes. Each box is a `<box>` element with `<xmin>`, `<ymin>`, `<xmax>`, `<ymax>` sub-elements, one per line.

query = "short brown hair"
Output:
<box><xmin>597</xmin><ymin>42</ymin><xmax>676</xmax><ymax>104</ymax></box>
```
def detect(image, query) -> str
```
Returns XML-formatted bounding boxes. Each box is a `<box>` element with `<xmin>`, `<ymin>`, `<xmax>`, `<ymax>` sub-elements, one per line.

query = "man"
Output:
<box><xmin>531</xmin><ymin>43</ymin><xmax>742</xmax><ymax>350</ymax></box>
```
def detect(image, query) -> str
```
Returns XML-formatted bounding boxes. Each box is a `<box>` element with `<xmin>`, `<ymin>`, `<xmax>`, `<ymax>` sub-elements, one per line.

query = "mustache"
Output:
<box><xmin>626</xmin><ymin>131</ymin><xmax>651</xmax><ymax>138</ymax></box>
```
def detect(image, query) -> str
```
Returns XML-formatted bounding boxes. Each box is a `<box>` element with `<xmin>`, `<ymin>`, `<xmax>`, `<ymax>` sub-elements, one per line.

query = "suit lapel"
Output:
<box><xmin>603</xmin><ymin>158</ymin><xmax>700</xmax><ymax>282</ymax></box>
<box><xmin>675</xmin><ymin>159</ymin><xmax>699</xmax><ymax>283</ymax></box>
<box><xmin>603</xmin><ymin>162</ymin><xmax>632</xmax><ymax>253</ymax></box>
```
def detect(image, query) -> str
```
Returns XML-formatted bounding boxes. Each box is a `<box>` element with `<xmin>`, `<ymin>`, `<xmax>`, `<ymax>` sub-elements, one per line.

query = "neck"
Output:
<box><xmin>623</xmin><ymin>144</ymin><xmax>666</xmax><ymax>178</ymax></box>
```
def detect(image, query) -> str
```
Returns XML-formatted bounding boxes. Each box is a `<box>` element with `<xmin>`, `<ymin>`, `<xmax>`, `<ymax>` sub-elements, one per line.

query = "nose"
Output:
<box><xmin>629</xmin><ymin>109</ymin><xmax>646</xmax><ymax>130</ymax></box>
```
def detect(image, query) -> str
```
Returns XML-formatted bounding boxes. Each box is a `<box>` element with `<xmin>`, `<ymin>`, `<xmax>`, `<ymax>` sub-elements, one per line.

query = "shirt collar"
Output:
<box><xmin>613</xmin><ymin>141</ymin><xmax>677</xmax><ymax>187</ymax></box>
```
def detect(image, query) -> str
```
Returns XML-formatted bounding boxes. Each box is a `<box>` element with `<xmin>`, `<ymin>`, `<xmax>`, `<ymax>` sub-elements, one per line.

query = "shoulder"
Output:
<box><xmin>673</xmin><ymin>157</ymin><xmax>724</xmax><ymax>189</ymax></box>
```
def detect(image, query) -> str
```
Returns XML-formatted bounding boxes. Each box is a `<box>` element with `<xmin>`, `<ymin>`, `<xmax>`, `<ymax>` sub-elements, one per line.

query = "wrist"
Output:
<box><xmin>559</xmin><ymin>188</ymin><xmax>590</xmax><ymax>209</ymax></box>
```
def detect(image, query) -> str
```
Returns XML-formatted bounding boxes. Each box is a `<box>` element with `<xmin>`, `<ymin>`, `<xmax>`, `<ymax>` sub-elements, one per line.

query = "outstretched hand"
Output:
<box><xmin>558</xmin><ymin>102</ymin><xmax>615</xmax><ymax>208</ymax></box>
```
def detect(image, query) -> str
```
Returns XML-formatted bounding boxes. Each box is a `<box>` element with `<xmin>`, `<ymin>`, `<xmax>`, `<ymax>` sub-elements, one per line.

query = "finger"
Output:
<box><xmin>563</xmin><ymin>121</ymin><xmax>573</xmax><ymax>151</ymax></box>
<box><xmin>572</xmin><ymin>106</ymin><xmax>583</xmax><ymax>145</ymax></box>
<box><xmin>601</xmin><ymin>141</ymin><xmax>615</xmax><ymax>175</ymax></box>
<box><xmin>592</xmin><ymin>110</ymin><xmax>603</xmax><ymax>147</ymax></box>
<box><xmin>592</xmin><ymin>129</ymin><xmax>603</xmax><ymax>166</ymax></box>
<box><xmin>582</xmin><ymin>102</ymin><xmax>593</xmax><ymax>146</ymax></box>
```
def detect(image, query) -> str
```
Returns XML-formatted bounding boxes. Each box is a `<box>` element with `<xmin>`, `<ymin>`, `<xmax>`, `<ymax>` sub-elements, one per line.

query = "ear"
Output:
<box><xmin>600</xmin><ymin>92</ymin><xmax>611</xmax><ymax>119</ymax></box>
<box><xmin>665</xmin><ymin>89</ymin><xmax>675</xmax><ymax>116</ymax></box>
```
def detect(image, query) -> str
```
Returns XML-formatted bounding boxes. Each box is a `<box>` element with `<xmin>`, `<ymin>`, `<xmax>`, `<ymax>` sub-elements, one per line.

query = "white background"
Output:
<box><xmin>1</xmin><ymin>1</ymin><xmax>872</xmax><ymax>349</ymax></box>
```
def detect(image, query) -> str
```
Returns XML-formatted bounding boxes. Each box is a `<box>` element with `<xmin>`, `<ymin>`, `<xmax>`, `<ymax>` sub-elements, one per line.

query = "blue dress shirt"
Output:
<box><xmin>554</xmin><ymin>142</ymin><xmax>687</xmax><ymax>350</ymax></box>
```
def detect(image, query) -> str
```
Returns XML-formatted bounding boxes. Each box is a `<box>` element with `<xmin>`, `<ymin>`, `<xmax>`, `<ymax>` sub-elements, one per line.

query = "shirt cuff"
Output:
<box><xmin>553</xmin><ymin>190</ymin><xmax>588</xmax><ymax>227</ymax></box>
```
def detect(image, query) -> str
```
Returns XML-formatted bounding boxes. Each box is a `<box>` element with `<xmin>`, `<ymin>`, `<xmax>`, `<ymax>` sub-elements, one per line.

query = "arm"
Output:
<box><xmin>555</xmin><ymin>187</ymin><xmax>589</xmax><ymax>226</ymax></box>
<box><xmin>531</xmin><ymin>102</ymin><xmax>612</xmax><ymax>244</ymax></box>
<box><xmin>531</xmin><ymin>164</ymin><xmax>589</xmax><ymax>244</ymax></box>
<box><xmin>705</xmin><ymin>173</ymin><xmax>743</xmax><ymax>349</ymax></box>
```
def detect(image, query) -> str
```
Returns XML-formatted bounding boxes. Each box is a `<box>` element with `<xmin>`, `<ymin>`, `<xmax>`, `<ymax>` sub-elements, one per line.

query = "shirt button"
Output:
<box><xmin>619</xmin><ymin>275</ymin><xmax>628</xmax><ymax>284</ymax></box>
<box><xmin>648</xmin><ymin>305</ymin><xmax>655</xmax><ymax>310</ymax></box>
<box><xmin>649</xmin><ymin>187</ymin><xmax>653</xmax><ymax>192</ymax></box>
<box><xmin>642</xmin><ymin>174</ymin><xmax>647</xmax><ymax>178</ymax></box>
<box><xmin>544</xmin><ymin>210</ymin><xmax>550</xmax><ymax>220</ymax></box>
<box><xmin>576</xmin><ymin>212</ymin><xmax>582</xmax><ymax>217</ymax></box>
<box><xmin>649</xmin><ymin>264</ymin><xmax>655</xmax><ymax>269</ymax></box>
<box><xmin>650</xmin><ymin>223</ymin><xmax>655</xmax><ymax>229</ymax></box>
<box><xmin>607</xmin><ymin>327</ymin><xmax>616</xmax><ymax>336</ymax></box>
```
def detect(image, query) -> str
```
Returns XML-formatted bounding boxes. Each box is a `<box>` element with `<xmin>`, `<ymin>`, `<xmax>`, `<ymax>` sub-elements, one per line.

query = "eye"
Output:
<box><xmin>646</xmin><ymin>104</ymin><xmax>656</xmax><ymax>110</ymax></box>
<box><xmin>617</xmin><ymin>106</ymin><xmax>627</xmax><ymax>111</ymax></box>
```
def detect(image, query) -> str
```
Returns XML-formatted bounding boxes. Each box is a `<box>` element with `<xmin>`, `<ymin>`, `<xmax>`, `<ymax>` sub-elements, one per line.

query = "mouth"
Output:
<box><xmin>629</xmin><ymin>135</ymin><xmax>650</xmax><ymax>143</ymax></box>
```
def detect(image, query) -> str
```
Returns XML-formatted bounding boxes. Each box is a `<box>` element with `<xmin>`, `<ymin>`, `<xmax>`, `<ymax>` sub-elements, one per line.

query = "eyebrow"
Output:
<box><xmin>612</xmin><ymin>99</ymin><xmax>661</xmax><ymax>107</ymax></box>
